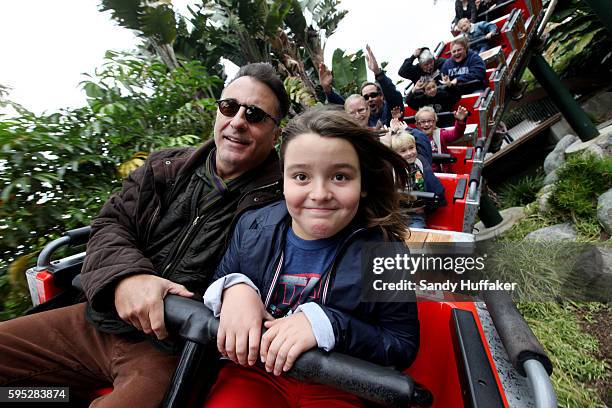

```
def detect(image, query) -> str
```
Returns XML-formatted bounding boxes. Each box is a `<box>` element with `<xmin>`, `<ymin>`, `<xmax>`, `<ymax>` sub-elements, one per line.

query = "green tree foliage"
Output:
<box><xmin>0</xmin><ymin>52</ymin><xmax>220</xmax><ymax>318</ymax></box>
<box><xmin>101</xmin><ymin>0</ymin><xmax>348</xmax><ymax>112</ymax></box>
<box><xmin>542</xmin><ymin>0</ymin><xmax>612</xmax><ymax>78</ymax></box>
<box><xmin>331</xmin><ymin>48</ymin><xmax>367</xmax><ymax>97</ymax></box>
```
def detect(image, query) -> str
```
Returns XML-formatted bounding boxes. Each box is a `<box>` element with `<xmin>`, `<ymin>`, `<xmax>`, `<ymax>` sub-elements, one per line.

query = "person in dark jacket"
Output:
<box><xmin>406</xmin><ymin>78</ymin><xmax>461</xmax><ymax>114</ymax></box>
<box><xmin>452</xmin><ymin>0</ymin><xmax>477</xmax><ymax>28</ymax></box>
<box><xmin>318</xmin><ymin>45</ymin><xmax>404</xmax><ymax>128</ymax></box>
<box><xmin>0</xmin><ymin>63</ymin><xmax>290</xmax><ymax>406</ymax></box>
<box><xmin>203</xmin><ymin>108</ymin><xmax>419</xmax><ymax>407</ymax></box>
<box><xmin>390</xmin><ymin>130</ymin><xmax>446</xmax><ymax>228</ymax></box>
<box><xmin>398</xmin><ymin>48</ymin><xmax>446</xmax><ymax>85</ymax></box>
<box><xmin>441</xmin><ymin>36</ymin><xmax>487</xmax><ymax>95</ymax></box>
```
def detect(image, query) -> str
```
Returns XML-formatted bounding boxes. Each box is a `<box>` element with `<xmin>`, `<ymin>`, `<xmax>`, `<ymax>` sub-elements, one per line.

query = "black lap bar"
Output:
<box><xmin>482</xmin><ymin>291</ymin><xmax>553</xmax><ymax>376</ymax></box>
<box><xmin>65</xmin><ymin>226</ymin><xmax>92</xmax><ymax>246</ymax></box>
<box><xmin>164</xmin><ymin>295</ymin><xmax>417</xmax><ymax>407</ymax></box>
<box><xmin>432</xmin><ymin>153</ymin><xmax>457</xmax><ymax>164</ymax></box>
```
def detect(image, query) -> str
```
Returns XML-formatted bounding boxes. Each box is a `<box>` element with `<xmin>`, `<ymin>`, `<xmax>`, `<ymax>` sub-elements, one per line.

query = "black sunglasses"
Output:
<box><xmin>216</xmin><ymin>99</ymin><xmax>280</xmax><ymax>125</ymax></box>
<box><xmin>363</xmin><ymin>92</ymin><xmax>380</xmax><ymax>101</ymax></box>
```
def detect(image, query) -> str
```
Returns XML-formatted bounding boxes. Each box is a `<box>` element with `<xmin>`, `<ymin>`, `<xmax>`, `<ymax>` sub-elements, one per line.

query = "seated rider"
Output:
<box><xmin>390</xmin><ymin>130</ymin><xmax>446</xmax><ymax>229</ymax></box>
<box><xmin>203</xmin><ymin>108</ymin><xmax>419</xmax><ymax>407</ymax></box>
<box><xmin>440</xmin><ymin>37</ymin><xmax>487</xmax><ymax>95</ymax></box>
<box><xmin>452</xmin><ymin>0</ymin><xmax>477</xmax><ymax>31</ymax></box>
<box><xmin>398</xmin><ymin>48</ymin><xmax>447</xmax><ymax>85</ymax></box>
<box><xmin>318</xmin><ymin>45</ymin><xmax>404</xmax><ymax>128</ymax></box>
<box><xmin>415</xmin><ymin>105</ymin><xmax>469</xmax><ymax>173</ymax></box>
<box><xmin>405</xmin><ymin>78</ymin><xmax>460</xmax><ymax>114</ymax></box>
<box><xmin>344</xmin><ymin>94</ymin><xmax>370</xmax><ymax>128</ymax></box>
<box><xmin>456</xmin><ymin>18</ymin><xmax>498</xmax><ymax>53</ymax></box>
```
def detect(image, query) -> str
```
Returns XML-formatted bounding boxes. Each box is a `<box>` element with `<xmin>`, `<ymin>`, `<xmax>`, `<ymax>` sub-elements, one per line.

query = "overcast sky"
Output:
<box><xmin>0</xmin><ymin>0</ymin><xmax>454</xmax><ymax>115</ymax></box>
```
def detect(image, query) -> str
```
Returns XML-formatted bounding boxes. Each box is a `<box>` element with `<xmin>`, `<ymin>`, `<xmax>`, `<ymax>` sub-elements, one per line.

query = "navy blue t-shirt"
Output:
<box><xmin>268</xmin><ymin>228</ymin><xmax>343</xmax><ymax>318</ymax></box>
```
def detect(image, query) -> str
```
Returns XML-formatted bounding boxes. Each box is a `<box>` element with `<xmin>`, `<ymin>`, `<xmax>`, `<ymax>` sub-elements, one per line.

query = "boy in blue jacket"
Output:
<box><xmin>203</xmin><ymin>108</ymin><xmax>419</xmax><ymax>407</ymax></box>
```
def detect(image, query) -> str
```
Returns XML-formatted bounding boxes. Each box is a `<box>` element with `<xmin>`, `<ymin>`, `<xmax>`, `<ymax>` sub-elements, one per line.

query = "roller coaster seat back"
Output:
<box><xmin>426</xmin><ymin>173</ymin><xmax>468</xmax><ymax>232</ymax></box>
<box><xmin>407</xmin><ymin>300</ymin><xmax>509</xmax><ymax>408</ymax></box>
<box><xmin>445</xmin><ymin>146</ymin><xmax>475</xmax><ymax>175</ymax></box>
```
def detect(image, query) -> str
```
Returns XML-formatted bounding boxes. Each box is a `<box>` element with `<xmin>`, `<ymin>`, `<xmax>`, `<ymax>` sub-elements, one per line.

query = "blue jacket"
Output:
<box><xmin>419</xmin><ymin>156</ymin><xmax>447</xmax><ymax>212</ymax></box>
<box><xmin>212</xmin><ymin>201</ymin><xmax>420</xmax><ymax>369</ymax></box>
<box><xmin>441</xmin><ymin>50</ymin><xmax>486</xmax><ymax>90</ymax></box>
<box><xmin>325</xmin><ymin>72</ymin><xmax>404</xmax><ymax>128</ymax></box>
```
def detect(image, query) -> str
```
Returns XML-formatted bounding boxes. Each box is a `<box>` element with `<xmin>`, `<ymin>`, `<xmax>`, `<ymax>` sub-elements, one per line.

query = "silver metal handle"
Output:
<box><xmin>523</xmin><ymin>359</ymin><xmax>557</xmax><ymax>408</ymax></box>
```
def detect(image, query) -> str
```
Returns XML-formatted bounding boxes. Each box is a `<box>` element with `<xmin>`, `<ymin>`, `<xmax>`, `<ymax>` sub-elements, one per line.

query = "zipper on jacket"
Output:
<box><xmin>158</xmin><ymin>177</ymin><xmax>206</xmax><ymax>277</ymax></box>
<box><xmin>162</xmin><ymin>210</ymin><xmax>201</xmax><ymax>277</ymax></box>
<box><xmin>320</xmin><ymin>228</ymin><xmax>366</xmax><ymax>305</ymax></box>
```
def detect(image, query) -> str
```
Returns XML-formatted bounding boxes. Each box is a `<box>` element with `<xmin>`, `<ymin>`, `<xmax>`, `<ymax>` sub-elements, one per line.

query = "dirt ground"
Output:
<box><xmin>580</xmin><ymin>305</ymin><xmax>612</xmax><ymax>407</ymax></box>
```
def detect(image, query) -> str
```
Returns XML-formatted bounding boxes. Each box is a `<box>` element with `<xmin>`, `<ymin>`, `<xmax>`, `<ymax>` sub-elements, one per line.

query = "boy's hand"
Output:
<box><xmin>260</xmin><ymin>313</ymin><xmax>317</xmax><ymax>376</ymax></box>
<box><xmin>218</xmin><ymin>284</ymin><xmax>273</xmax><ymax>366</ymax></box>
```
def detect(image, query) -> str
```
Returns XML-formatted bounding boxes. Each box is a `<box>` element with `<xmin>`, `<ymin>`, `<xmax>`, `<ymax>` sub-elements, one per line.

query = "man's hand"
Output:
<box><xmin>114</xmin><ymin>274</ymin><xmax>194</xmax><ymax>340</ymax></box>
<box><xmin>455</xmin><ymin>105</ymin><xmax>469</xmax><ymax>121</ymax></box>
<box><xmin>365</xmin><ymin>44</ymin><xmax>381</xmax><ymax>75</ymax></box>
<box><xmin>485</xmin><ymin>32</ymin><xmax>494</xmax><ymax>40</ymax></box>
<box><xmin>413</xmin><ymin>48</ymin><xmax>422</xmax><ymax>58</ymax></box>
<box><xmin>217</xmin><ymin>284</ymin><xmax>273</xmax><ymax>366</ymax></box>
<box><xmin>260</xmin><ymin>313</ymin><xmax>317</xmax><ymax>376</ymax></box>
<box><xmin>318</xmin><ymin>63</ymin><xmax>333</xmax><ymax>93</ymax></box>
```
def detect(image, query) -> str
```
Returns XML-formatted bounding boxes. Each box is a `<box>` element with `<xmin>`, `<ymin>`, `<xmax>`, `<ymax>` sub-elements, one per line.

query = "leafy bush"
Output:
<box><xmin>550</xmin><ymin>154</ymin><xmax>612</xmax><ymax>221</ymax></box>
<box><xmin>0</xmin><ymin>52</ymin><xmax>220</xmax><ymax>318</ymax></box>
<box><xmin>496</xmin><ymin>172</ymin><xmax>545</xmax><ymax>209</ymax></box>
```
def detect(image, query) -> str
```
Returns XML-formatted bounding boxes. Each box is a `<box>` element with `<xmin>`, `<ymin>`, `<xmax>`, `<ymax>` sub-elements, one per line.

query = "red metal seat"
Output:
<box><xmin>446</xmin><ymin>146</ymin><xmax>475</xmax><ymax>175</ymax></box>
<box><xmin>426</xmin><ymin>173</ymin><xmax>468</xmax><ymax>232</ymax></box>
<box><xmin>406</xmin><ymin>300</ymin><xmax>509</xmax><ymax>408</ymax></box>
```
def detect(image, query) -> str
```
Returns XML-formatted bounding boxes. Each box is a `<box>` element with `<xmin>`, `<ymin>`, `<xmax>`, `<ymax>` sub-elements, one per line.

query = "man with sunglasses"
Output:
<box><xmin>0</xmin><ymin>63</ymin><xmax>289</xmax><ymax>406</ymax></box>
<box><xmin>318</xmin><ymin>45</ymin><xmax>403</xmax><ymax>128</ymax></box>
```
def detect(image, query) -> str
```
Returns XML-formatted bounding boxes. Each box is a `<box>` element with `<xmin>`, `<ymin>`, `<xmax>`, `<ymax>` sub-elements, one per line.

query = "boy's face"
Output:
<box><xmin>457</xmin><ymin>19</ymin><xmax>471</xmax><ymax>33</ymax></box>
<box><xmin>416</xmin><ymin>112</ymin><xmax>437</xmax><ymax>136</ymax></box>
<box><xmin>283</xmin><ymin>132</ymin><xmax>361</xmax><ymax>240</ymax></box>
<box><xmin>396</xmin><ymin>141</ymin><xmax>418</xmax><ymax>164</ymax></box>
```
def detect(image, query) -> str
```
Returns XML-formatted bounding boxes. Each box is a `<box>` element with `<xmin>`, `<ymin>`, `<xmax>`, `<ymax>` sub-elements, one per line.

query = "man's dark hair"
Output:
<box><xmin>360</xmin><ymin>81</ymin><xmax>382</xmax><ymax>94</ymax></box>
<box><xmin>231</xmin><ymin>63</ymin><xmax>290</xmax><ymax>119</ymax></box>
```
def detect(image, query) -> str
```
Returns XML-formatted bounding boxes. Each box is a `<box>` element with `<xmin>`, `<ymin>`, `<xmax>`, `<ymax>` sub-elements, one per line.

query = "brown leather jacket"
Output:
<box><xmin>81</xmin><ymin>140</ymin><xmax>282</xmax><ymax>332</ymax></box>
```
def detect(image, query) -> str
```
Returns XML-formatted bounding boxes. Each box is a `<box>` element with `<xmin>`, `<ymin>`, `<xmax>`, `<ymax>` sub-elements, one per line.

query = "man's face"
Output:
<box><xmin>457</xmin><ymin>20</ymin><xmax>471</xmax><ymax>33</ymax></box>
<box><xmin>424</xmin><ymin>82</ymin><xmax>438</xmax><ymax>97</ymax></box>
<box><xmin>451</xmin><ymin>43</ymin><xmax>467</xmax><ymax>63</ymax></box>
<box><xmin>361</xmin><ymin>84</ymin><xmax>383</xmax><ymax>115</ymax></box>
<box><xmin>345</xmin><ymin>98</ymin><xmax>370</xmax><ymax>127</ymax></box>
<box><xmin>420</xmin><ymin>59</ymin><xmax>435</xmax><ymax>74</ymax></box>
<box><xmin>213</xmin><ymin>76</ymin><xmax>280</xmax><ymax>179</ymax></box>
<box><xmin>416</xmin><ymin>112</ymin><xmax>437</xmax><ymax>136</ymax></box>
